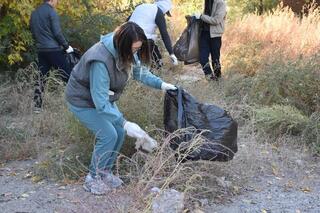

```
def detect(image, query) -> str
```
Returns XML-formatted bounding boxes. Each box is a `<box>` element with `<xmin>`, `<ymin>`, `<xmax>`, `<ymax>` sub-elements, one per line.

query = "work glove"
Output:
<box><xmin>65</xmin><ymin>45</ymin><xmax>74</xmax><ymax>53</ymax></box>
<box><xmin>170</xmin><ymin>54</ymin><xmax>178</xmax><ymax>65</ymax></box>
<box><xmin>161</xmin><ymin>82</ymin><xmax>177</xmax><ymax>91</ymax></box>
<box><xmin>123</xmin><ymin>121</ymin><xmax>146</xmax><ymax>139</ymax></box>
<box><xmin>193</xmin><ymin>13</ymin><xmax>202</xmax><ymax>19</ymax></box>
<box><xmin>135</xmin><ymin>133</ymin><xmax>158</xmax><ymax>153</ymax></box>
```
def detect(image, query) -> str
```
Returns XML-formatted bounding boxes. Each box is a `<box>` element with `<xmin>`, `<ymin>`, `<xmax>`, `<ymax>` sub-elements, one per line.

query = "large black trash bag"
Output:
<box><xmin>164</xmin><ymin>88</ymin><xmax>238</xmax><ymax>161</ymax></box>
<box><xmin>173</xmin><ymin>16</ymin><xmax>200</xmax><ymax>65</ymax></box>
<box><xmin>65</xmin><ymin>48</ymin><xmax>81</xmax><ymax>71</ymax></box>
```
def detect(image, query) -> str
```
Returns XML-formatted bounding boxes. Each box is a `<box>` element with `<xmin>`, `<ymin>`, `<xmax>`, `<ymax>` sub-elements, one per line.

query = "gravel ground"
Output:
<box><xmin>0</xmin><ymin>161</ymin><xmax>132</xmax><ymax>213</ymax></box>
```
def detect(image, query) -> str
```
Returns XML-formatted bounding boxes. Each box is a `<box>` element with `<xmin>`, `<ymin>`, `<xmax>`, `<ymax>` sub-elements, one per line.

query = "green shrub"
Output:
<box><xmin>61</xmin><ymin>13</ymin><xmax>120</xmax><ymax>51</ymax></box>
<box><xmin>249</xmin><ymin>56</ymin><xmax>320</xmax><ymax>115</ymax></box>
<box><xmin>223</xmin><ymin>73</ymin><xmax>254</xmax><ymax>102</ymax></box>
<box><xmin>224</xmin><ymin>41</ymin><xmax>263</xmax><ymax>76</ymax></box>
<box><xmin>303</xmin><ymin>112</ymin><xmax>320</xmax><ymax>153</ymax></box>
<box><xmin>253</xmin><ymin>104</ymin><xmax>309</xmax><ymax>137</ymax></box>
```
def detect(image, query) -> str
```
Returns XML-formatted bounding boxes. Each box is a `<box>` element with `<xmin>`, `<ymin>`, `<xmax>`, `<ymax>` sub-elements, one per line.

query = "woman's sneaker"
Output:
<box><xmin>83</xmin><ymin>174</ymin><xmax>110</xmax><ymax>195</ymax></box>
<box><xmin>103</xmin><ymin>172</ymin><xmax>123</xmax><ymax>188</ymax></box>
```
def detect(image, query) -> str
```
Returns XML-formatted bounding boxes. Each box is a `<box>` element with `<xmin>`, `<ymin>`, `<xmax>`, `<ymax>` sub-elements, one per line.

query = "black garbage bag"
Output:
<box><xmin>173</xmin><ymin>16</ymin><xmax>200</xmax><ymax>65</ymax></box>
<box><xmin>65</xmin><ymin>48</ymin><xmax>81</xmax><ymax>71</ymax></box>
<box><xmin>164</xmin><ymin>88</ymin><xmax>238</xmax><ymax>161</ymax></box>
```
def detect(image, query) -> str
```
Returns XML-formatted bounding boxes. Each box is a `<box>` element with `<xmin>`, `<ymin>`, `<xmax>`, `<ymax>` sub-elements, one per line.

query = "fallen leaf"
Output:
<box><xmin>21</xmin><ymin>193</ymin><xmax>29</xmax><ymax>198</ymax></box>
<box><xmin>58</xmin><ymin>186</ymin><xmax>66</xmax><ymax>190</ymax></box>
<box><xmin>31</xmin><ymin>175</ymin><xmax>43</xmax><ymax>183</ymax></box>
<box><xmin>9</xmin><ymin>172</ymin><xmax>17</xmax><ymax>176</ymax></box>
<box><xmin>301</xmin><ymin>187</ymin><xmax>311</xmax><ymax>193</ymax></box>
<box><xmin>24</xmin><ymin>171</ymin><xmax>33</xmax><ymax>179</ymax></box>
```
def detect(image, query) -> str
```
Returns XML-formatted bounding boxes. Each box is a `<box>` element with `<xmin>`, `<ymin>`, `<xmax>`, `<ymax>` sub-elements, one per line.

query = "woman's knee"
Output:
<box><xmin>97</xmin><ymin>126</ymin><xmax>118</xmax><ymax>143</ymax></box>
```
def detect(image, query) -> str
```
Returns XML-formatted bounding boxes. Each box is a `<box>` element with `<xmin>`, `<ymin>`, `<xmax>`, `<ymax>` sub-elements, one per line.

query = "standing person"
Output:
<box><xmin>30</xmin><ymin>0</ymin><xmax>74</xmax><ymax>112</ymax></box>
<box><xmin>195</xmin><ymin>0</ymin><xmax>227</xmax><ymax>81</ymax></box>
<box><xmin>65</xmin><ymin>22</ymin><xmax>177</xmax><ymax>195</ymax></box>
<box><xmin>129</xmin><ymin>0</ymin><xmax>178</xmax><ymax>69</ymax></box>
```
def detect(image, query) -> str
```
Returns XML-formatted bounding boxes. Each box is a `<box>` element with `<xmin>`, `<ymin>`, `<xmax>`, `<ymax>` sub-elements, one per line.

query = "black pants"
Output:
<box><xmin>34</xmin><ymin>50</ymin><xmax>70</xmax><ymax>108</ymax></box>
<box><xmin>148</xmin><ymin>39</ymin><xmax>163</xmax><ymax>69</ymax></box>
<box><xmin>199</xmin><ymin>31</ymin><xmax>222</xmax><ymax>77</ymax></box>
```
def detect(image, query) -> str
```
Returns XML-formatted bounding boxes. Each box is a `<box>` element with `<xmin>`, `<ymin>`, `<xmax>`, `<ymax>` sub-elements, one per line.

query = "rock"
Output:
<box><xmin>152</xmin><ymin>189</ymin><xmax>184</xmax><ymax>213</ymax></box>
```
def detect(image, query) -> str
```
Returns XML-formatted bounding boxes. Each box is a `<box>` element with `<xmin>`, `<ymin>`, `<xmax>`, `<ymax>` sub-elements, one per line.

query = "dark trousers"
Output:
<box><xmin>34</xmin><ymin>50</ymin><xmax>70</xmax><ymax>108</ymax></box>
<box><xmin>148</xmin><ymin>39</ymin><xmax>163</xmax><ymax>69</ymax></box>
<box><xmin>199</xmin><ymin>31</ymin><xmax>222</xmax><ymax>77</ymax></box>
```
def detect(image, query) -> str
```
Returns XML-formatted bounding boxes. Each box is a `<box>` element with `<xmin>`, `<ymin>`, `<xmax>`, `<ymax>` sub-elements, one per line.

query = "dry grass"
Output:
<box><xmin>223</xmin><ymin>7</ymin><xmax>320</xmax><ymax>76</ymax></box>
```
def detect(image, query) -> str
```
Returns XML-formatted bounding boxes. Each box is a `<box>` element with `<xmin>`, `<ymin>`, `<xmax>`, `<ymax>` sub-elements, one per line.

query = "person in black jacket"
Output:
<box><xmin>30</xmin><ymin>0</ymin><xmax>73</xmax><ymax>112</ymax></box>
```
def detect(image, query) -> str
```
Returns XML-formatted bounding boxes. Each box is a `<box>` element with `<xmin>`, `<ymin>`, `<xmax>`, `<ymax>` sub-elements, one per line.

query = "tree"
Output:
<box><xmin>227</xmin><ymin>0</ymin><xmax>280</xmax><ymax>18</ymax></box>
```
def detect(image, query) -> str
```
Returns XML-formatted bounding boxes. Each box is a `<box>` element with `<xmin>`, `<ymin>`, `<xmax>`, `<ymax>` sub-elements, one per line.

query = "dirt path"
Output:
<box><xmin>1</xmin><ymin>140</ymin><xmax>319</xmax><ymax>213</ymax></box>
<box><xmin>0</xmin><ymin>161</ymin><xmax>132</xmax><ymax>213</ymax></box>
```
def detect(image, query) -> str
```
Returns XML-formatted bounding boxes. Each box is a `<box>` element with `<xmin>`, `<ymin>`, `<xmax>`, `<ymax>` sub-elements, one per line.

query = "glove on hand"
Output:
<box><xmin>170</xmin><ymin>54</ymin><xmax>178</xmax><ymax>65</ymax></box>
<box><xmin>161</xmin><ymin>82</ymin><xmax>177</xmax><ymax>91</ymax></box>
<box><xmin>65</xmin><ymin>45</ymin><xmax>74</xmax><ymax>53</ymax></box>
<box><xmin>123</xmin><ymin>121</ymin><xmax>146</xmax><ymax>139</ymax></box>
<box><xmin>193</xmin><ymin>13</ymin><xmax>201</xmax><ymax>19</ymax></box>
<box><xmin>135</xmin><ymin>134</ymin><xmax>158</xmax><ymax>153</ymax></box>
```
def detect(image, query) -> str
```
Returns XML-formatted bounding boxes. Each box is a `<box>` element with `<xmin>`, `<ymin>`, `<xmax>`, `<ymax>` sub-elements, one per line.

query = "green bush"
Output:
<box><xmin>223</xmin><ymin>73</ymin><xmax>254</xmax><ymax>102</ymax></box>
<box><xmin>224</xmin><ymin>41</ymin><xmax>264</xmax><ymax>76</ymax></box>
<box><xmin>303</xmin><ymin>112</ymin><xmax>320</xmax><ymax>153</ymax></box>
<box><xmin>61</xmin><ymin>13</ymin><xmax>120</xmax><ymax>51</ymax></box>
<box><xmin>253</xmin><ymin>104</ymin><xmax>309</xmax><ymax>137</ymax></box>
<box><xmin>249</xmin><ymin>55</ymin><xmax>320</xmax><ymax>115</ymax></box>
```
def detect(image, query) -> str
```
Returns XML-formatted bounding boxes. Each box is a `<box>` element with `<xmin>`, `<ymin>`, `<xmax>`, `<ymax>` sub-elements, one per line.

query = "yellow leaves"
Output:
<box><xmin>300</xmin><ymin>186</ymin><xmax>312</xmax><ymax>193</ymax></box>
<box><xmin>8</xmin><ymin>53</ymin><xmax>23</xmax><ymax>64</ymax></box>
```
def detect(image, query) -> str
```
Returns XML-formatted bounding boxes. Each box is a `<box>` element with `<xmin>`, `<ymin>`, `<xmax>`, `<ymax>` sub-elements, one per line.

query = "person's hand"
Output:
<box><xmin>135</xmin><ymin>134</ymin><xmax>158</xmax><ymax>153</ymax></box>
<box><xmin>123</xmin><ymin>121</ymin><xmax>146</xmax><ymax>139</ymax></box>
<box><xmin>193</xmin><ymin>13</ymin><xmax>202</xmax><ymax>19</ymax></box>
<box><xmin>170</xmin><ymin>54</ymin><xmax>178</xmax><ymax>65</ymax></box>
<box><xmin>161</xmin><ymin>82</ymin><xmax>177</xmax><ymax>91</ymax></box>
<box><xmin>65</xmin><ymin>45</ymin><xmax>74</xmax><ymax>53</ymax></box>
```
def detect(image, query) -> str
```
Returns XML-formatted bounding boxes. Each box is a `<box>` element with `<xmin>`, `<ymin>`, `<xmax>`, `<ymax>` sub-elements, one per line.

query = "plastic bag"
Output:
<box><xmin>173</xmin><ymin>16</ymin><xmax>200</xmax><ymax>65</ymax></box>
<box><xmin>65</xmin><ymin>48</ymin><xmax>81</xmax><ymax>70</ymax></box>
<box><xmin>164</xmin><ymin>88</ymin><xmax>238</xmax><ymax>161</ymax></box>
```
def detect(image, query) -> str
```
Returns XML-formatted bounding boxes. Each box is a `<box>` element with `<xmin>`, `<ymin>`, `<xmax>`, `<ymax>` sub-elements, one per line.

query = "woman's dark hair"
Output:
<box><xmin>113</xmin><ymin>22</ymin><xmax>150</xmax><ymax>69</ymax></box>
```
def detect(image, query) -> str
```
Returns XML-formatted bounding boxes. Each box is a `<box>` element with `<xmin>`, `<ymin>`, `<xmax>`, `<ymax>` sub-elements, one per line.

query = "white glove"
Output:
<box><xmin>170</xmin><ymin>54</ymin><xmax>178</xmax><ymax>65</ymax></box>
<box><xmin>161</xmin><ymin>82</ymin><xmax>177</xmax><ymax>91</ymax></box>
<box><xmin>193</xmin><ymin>13</ymin><xmax>201</xmax><ymax>19</ymax></box>
<box><xmin>123</xmin><ymin>121</ymin><xmax>146</xmax><ymax>139</ymax></box>
<box><xmin>65</xmin><ymin>45</ymin><xmax>74</xmax><ymax>53</ymax></box>
<box><xmin>135</xmin><ymin>134</ymin><xmax>158</xmax><ymax>153</ymax></box>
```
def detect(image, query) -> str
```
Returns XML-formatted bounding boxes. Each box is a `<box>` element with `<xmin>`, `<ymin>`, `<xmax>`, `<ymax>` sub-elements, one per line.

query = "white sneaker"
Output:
<box><xmin>83</xmin><ymin>174</ymin><xmax>110</xmax><ymax>195</ymax></box>
<box><xmin>103</xmin><ymin>172</ymin><xmax>123</xmax><ymax>188</ymax></box>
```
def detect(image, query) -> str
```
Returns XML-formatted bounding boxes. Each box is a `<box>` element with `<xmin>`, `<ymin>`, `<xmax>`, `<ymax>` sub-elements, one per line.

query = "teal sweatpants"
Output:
<box><xmin>68</xmin><ymin>103</ymin><xmax>125</xmax><ymax>177</ymax></box>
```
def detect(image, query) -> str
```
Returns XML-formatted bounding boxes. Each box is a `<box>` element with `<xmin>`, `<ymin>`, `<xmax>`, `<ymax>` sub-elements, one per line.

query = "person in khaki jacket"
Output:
<box><xmin>195</xmin><ymin>0</ymin><xmax>226</xmax><ymax>81</ymax></box>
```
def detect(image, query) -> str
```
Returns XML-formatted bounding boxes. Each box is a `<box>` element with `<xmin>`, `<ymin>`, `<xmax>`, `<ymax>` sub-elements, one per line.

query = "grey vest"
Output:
<box><xmin>65</xmin><ymin>42</ymin><xmax>129</xmax><ymax>108</ymax></box>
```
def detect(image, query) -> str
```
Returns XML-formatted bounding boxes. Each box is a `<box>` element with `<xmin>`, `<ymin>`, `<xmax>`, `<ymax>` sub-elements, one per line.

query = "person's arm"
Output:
<box><xmin>132</xmin><ymin>55</ymin><xmax>163</xmax><ymax>89</ymax></box>
<box><xmin>155</xmin><ymin>8</ymin><xmax>173</xmax><ymax>55</ymax></box>
<box><xmin>200</xmin><ymin>1</ymin><xmax>226</xmax><ymax>26</ymax></box>
<box><xmin>49</xmin><ymin>9</ymin><xmax>69</xmax><ymax>49</ymax></box>
<box><xmin>90</xmin><ymin>61</ymin><xmax>126</xmax><ymax>126</ymax></box>
<box><xmin>29</xmin><ymin>13</ymin><xmax>36</xmax><ymax>41</ymax></box>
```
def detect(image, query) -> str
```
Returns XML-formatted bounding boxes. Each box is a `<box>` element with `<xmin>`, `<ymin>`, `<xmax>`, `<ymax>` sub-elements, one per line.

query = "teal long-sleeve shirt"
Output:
<box><xmin>89</xmin><ymin>61</ymin><xmax>163</xmax><ymax>127</ymax></box>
